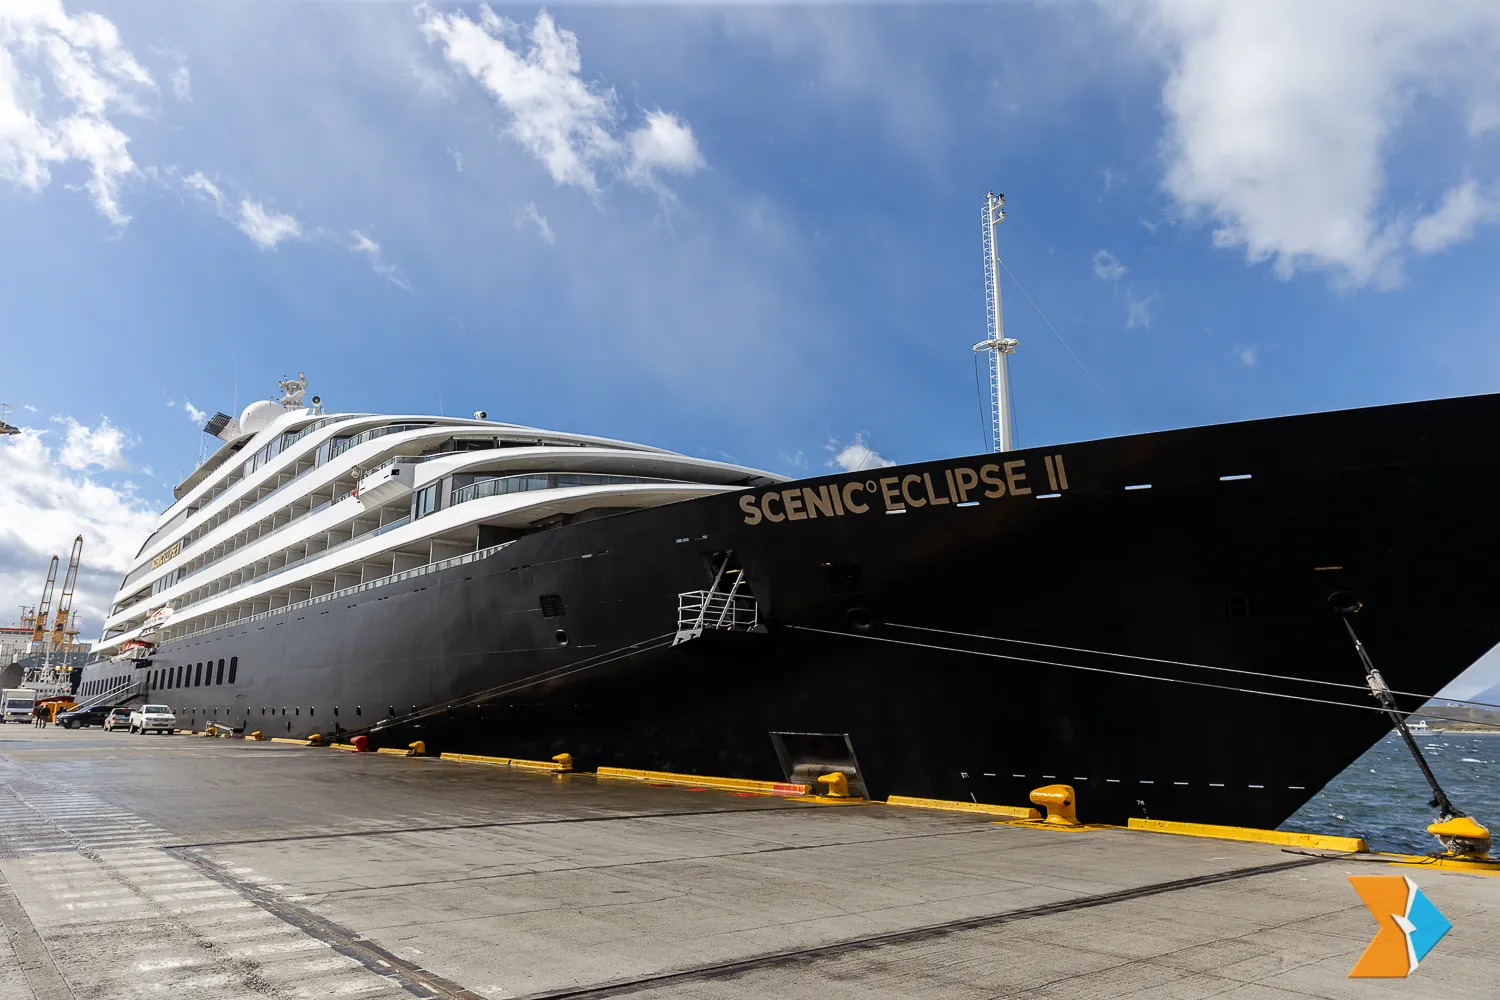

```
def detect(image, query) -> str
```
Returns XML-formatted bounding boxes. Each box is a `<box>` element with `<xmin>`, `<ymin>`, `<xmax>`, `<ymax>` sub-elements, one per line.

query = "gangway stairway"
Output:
<box><xmin>66</xmin><ymin>677</ymin><xmax>149</xmax><ymax>715</ymax></box>
<box><xmin>674</xmin><ymin>550</ymin><xmax>759</xmax><ymax>645</ymax></box>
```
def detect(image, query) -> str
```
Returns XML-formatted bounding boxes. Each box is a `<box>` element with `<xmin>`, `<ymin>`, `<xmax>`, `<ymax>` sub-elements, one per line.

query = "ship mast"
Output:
<box><xmin>973</xmin><ymin>192</ymin><xmax>1019</xmax><ymax>452</ymax></box>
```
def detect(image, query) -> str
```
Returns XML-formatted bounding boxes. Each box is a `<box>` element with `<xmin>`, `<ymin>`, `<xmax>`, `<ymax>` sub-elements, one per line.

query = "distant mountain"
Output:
<box><xmin>1468</xmin><ymin>681</ymin><xmax>1500</xmax><ymax>708</ymax></box>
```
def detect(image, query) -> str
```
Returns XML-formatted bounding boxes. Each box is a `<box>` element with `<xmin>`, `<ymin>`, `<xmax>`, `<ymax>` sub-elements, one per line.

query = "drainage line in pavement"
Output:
<box><xmin>170</xmin><ymin>845</ymin><xmax>489</xmax><ymax>1000</ymax></box>
<box><xmin>520</xmin><ymin>856</ymin><xmax>1333</xmax><ymax>1000</ymax></box>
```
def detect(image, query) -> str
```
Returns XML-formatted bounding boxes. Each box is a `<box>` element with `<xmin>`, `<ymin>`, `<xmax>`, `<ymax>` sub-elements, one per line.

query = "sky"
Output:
<box><xmin>3</xmin><ymin>1</ymin><xmax>1500</xmax><ymax>698</ymax></box>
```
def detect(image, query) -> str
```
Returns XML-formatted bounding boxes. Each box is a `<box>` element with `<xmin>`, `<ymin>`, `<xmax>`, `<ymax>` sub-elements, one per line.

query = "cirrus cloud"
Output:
<box><xmin>418</xmin><ymin>5</ymin><xmax>706</xmax><ymax>199</ymax></box>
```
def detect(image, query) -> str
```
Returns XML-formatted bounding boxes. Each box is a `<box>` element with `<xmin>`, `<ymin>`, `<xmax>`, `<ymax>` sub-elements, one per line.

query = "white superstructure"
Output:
<box><xmin>95</xmin><ymin>381</ymin><xmax>781</xmax><ymax>659</ymax></box>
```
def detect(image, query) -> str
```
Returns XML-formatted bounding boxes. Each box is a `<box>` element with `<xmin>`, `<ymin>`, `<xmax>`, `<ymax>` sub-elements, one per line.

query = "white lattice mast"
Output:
<box><xmin>973</xmin><ymin>191</ymin><xmax>1018</xmax><ymax>452</ymax></box>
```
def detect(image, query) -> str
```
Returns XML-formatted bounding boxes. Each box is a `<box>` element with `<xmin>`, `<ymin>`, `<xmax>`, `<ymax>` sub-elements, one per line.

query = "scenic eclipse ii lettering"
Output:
<box><xmin>739</xmin><ymin>454</ymin><xmax>1070</xmax><ymax>526</ymax></box>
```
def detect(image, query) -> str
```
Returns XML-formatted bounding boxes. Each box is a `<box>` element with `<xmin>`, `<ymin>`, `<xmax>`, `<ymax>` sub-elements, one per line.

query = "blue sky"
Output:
<box><xmin>3</xmin><ymin>1</ymin><xmax>1500</xmax><ymax>697</ymax></box>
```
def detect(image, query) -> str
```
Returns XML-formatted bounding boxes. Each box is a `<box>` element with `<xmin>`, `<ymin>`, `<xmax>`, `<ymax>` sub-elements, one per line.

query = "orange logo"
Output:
<box><xmin>1348</xmin><ymin>876</ymin><xmax>1451</xmax><ymax>977</ymax></box>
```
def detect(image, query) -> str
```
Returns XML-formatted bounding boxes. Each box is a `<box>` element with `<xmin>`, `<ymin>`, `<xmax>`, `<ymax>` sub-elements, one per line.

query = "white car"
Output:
<box><xmin>129</xmin><ymin>704</ymin><xmax>176</xmax><ymax>734</ymax></box>
<box><xmin>103</xmin><ymin>708</ymin><xmax>133</xmax><ymax>732</ymax></box>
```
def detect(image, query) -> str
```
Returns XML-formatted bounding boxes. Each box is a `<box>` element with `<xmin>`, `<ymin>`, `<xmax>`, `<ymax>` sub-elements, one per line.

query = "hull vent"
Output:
<box><xmin>539</xmin><ymin>594</ymin><xmax>566</xmax><ymax>618</ymax></box>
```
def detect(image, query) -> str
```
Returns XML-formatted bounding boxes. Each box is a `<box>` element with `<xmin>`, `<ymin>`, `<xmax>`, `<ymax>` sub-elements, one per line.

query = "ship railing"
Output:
<box><xmin>676</xmin><ymin>590</ymin><xmax>758</xmax><ymax>643</ymax></box>
<box><xmin>69</xmin><ymin>677</ymin><xmax>148</xmax><ymax>714</ymax></box>
<box><xmin>162</xmin><ymin>540</ymin><xmax>516</xmax><ymax>646</ymax></box>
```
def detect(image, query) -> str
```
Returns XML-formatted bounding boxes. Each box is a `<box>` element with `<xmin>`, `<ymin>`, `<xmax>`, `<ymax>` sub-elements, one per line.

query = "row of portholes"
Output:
<box><xmin>241</xmin><ymin>705</ymin><xmax>418</xmax><ymax>718</ymax></box>
<box><xmin>149</xmin><ymin>657</ymin><xmax>237</xmax><ymax>692</ymax></box>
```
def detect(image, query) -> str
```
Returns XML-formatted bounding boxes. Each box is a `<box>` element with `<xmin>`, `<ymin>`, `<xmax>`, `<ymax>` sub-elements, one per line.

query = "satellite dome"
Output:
<box><xmin>239</xmin><ymin>399</ymin><xmax>288</xmax><ymax>436</ymax></box>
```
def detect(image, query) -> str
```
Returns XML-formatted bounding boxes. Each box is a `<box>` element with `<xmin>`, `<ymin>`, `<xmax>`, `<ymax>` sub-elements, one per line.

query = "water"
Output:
<box><xmin>1281</xmin><ymin>731</ymin><xmax>1500</xmax><ymax>854</ymax></box>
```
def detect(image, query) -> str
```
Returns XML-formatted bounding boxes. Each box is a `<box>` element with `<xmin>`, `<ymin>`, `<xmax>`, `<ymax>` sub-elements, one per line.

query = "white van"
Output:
<box><xmin>2</xmin><ymin>688</ymin><xmax>37</xmax><ymax>723</ymax></box>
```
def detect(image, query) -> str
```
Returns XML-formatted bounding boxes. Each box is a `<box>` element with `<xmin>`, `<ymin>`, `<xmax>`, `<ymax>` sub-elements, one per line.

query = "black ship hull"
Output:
<box><xmin>84</xmin><ymin>394</ymin><xmax>1500</xmax><ymax>828</ymax></box>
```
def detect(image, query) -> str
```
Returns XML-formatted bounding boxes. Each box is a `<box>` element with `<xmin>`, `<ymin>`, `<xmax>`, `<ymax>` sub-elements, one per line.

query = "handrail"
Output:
<box><xmin>164</xmin><ymin>540</ymin><xmax>515</xmax><ymax>645</ymax></box>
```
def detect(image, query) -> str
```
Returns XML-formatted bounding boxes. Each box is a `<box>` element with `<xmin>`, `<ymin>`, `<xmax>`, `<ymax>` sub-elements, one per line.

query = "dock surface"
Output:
<box><xmin>1</xmin><ymin>727</ymin><xmax>1494</xmax><ymax>999</ymax></box>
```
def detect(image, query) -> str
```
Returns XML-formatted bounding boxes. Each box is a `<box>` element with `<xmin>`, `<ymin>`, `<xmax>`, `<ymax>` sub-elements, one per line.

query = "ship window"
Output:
<box><xmin>228</xmin><ymin>657</ymin><xmax>238</xmax><ymax>684</ymax></box>
<box><xmin>1227</xmin><ymin>597</ymin><xmax>1251</xmax><ymax>621</ymax></box>
<box><xmin>539</xmin><ymin>594</ymin><xmax>565</xmax><ymax>618</ymax></box>
<box><xmin>175</xmin><ymin>665</ymin><xmax>183</xmax><ymax>688</ymax></box>
<box><xmin>333</xmin><ymin>706</ymin><xmax>338</xmax><ymax>717</ymax></box>
<box><xmin>413</xmin><ymin>483</ymin><xmax>439</xmax><ymax>520</ymax></box>
<box><xmin>216</xmin><ymin>659</ymin><xmax>225</xmax><ymax>685</ymax></box>
<box><xmin>356</xmin><ymin>706</ymin><xmax>362</xmax><ymax>717</ymax></box>
<box><xmin>195</xmin><ymin>662</ymin><xmax>203</xmax><ymax>686</ymax></box>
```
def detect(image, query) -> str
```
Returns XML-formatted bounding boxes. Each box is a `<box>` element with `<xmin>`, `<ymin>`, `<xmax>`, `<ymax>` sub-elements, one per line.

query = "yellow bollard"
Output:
<box><xmin>407</xmin><ymin>740</ymin><xmax>426</xmax><ymax>756</ymax></box>
<box><xmin>248</xmin><ymin>731</ymin><xmax>266</xmax><ymax>741</ymax></box>
<box><xmin>306</xmin><ymin>733</ymin><xmax>328</xmax><ymax>747</ymax></box>
<box><xmin>817</xmin><ymin>772</ymin><xmax>851</xmax><ymax>798</ymax></box>
<box><xmin>1428</xmin><ymin>815</ymin><xmax>1492</xmax><ymax>859</ymax></box>
<box><xmin>1029</xmin><ymin>784</ymin><xmax>1081</xmax><ymax>827</ymax></box>
<box><xmin>551</xmin><ymin>753</ymin><xmax>573</xmax><ymax>772</ymax></box>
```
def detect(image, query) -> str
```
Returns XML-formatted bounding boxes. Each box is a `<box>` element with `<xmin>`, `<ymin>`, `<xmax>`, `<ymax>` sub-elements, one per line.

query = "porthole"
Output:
<box><xmin>555</xmin><ymin>629</ymin><xmax>569</xmax><ymax>647</ymax></box>
<box><xmin>333</xmin><ymin>706</ymin><xmax>339</xmax><ymax>717</ymax></box>
<box><xmin>286</xmin><ymin>721</ymin><xmax>291</xmax><ymax>732</ymax></box>
<box><xmin>388</xmin><ymin>706</ymin><xmax>395</xmax><ymax>717</ymax></box>
<box><xmin>846</xmin><ymin>607</ymin><xmax>875</xmax><ymax>631</ymax></box>
<box><xmin>261</xmin><ymin>707</ymin><xmax>265</xmax><ymax>715</ymax></box>
<box><xmin>309</xmin><ymin>707</ymin><xmax>314</xmax><ymax>717</ymax></box>
<box><xmin>356</xmin><ymin>706</ymin><xmax>362</xmax><ymax>717</ymax></box>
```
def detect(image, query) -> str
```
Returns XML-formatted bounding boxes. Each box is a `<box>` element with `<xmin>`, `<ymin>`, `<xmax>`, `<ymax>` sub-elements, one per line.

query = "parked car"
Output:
<box><xmin>56</xmin><ymin>705</ymin><xmax>115</xmax><ymax>729</ymax></box>
<box><xmin>103</xmin><ymin>708</ymin><xmax>133</xmax><ymax>732</ymax></box>
<box><xmin>128</xmin><ymin>705</ymin><xmax>176</xmax><ymax>735</ymax></box>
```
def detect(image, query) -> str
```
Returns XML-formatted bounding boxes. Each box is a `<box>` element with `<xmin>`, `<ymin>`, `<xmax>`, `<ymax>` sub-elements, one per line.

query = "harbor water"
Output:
<box><xmin>1282</xmin><ymin>729</ymin><xmax>1500</xmax><ymax>854</ymax></box>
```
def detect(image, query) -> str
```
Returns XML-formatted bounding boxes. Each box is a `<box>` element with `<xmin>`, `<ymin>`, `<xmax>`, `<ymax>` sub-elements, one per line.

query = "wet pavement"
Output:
<box><xmin>1</xmin><ymin>725</ymin><xmax>1495</xmax><ymax>999</ymax></box>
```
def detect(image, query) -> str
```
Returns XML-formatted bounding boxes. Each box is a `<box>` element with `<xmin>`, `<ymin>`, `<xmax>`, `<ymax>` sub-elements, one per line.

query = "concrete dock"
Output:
<box><xmin>1</xmin><ymin>727</ymin><xmax>1495</xmax><ymax>999</ymax></box>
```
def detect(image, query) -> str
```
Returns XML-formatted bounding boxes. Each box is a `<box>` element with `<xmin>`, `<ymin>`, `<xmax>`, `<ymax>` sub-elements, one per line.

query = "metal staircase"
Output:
<box><xmin>67</xmin><ymin>676</ymin><xmax>149</xmax><ymax>714</ymax></box>
<box><xmin>675</xmin><ymin>551</ymin><xmax>758</xmax><ymax>645</ymax></box>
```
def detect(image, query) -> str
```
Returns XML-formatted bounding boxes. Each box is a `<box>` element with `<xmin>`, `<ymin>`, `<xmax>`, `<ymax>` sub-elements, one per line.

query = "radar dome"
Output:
<box><xmin>239</xmin><ymin>399</ymin><xmax>288</xmax><ymax>436</ymax></box>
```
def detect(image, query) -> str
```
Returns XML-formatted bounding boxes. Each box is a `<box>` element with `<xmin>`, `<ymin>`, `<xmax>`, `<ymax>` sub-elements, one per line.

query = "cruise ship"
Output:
<box><xmin>78</xmin><ymin>370</ymin><xmax>1500</xmax><ymax>828</ymax></box>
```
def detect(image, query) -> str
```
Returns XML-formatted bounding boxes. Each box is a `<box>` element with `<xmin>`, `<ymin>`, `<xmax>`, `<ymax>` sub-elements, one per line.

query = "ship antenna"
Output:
<box><xmin>973</xmin><ymin>192</ymin><xmax>1019</xmax><ymax>452</ymax></box>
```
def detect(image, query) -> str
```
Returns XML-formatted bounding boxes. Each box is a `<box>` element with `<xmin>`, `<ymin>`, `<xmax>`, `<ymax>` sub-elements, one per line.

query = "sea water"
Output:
<box><xmin>1281</xmin><ymin>730</ymin><xmax>1500</xmax><ymax>854</ymax></box>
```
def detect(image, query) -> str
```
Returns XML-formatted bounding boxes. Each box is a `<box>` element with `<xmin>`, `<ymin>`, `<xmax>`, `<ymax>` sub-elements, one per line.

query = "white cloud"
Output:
<box><xmin>237</xmin><ymin>199</ymin><xmax>302</xmax><ymax>249</ymax></box>
<box><xmin>23</xmin><ymin>404</ymin><xmax>36</xmax><ymax>412</ymax></box>
<box><xmin>0</xmin><ymin>423</ymin><xmax>159</xmax><ymax>632</ymax></box>
<box><xmin>182</xmin><ymin>170</ymin><xmax>224</xmax><ymax>210</ymax></box>
<box><xmin>419</xmin><ymin>7</ymin><xmax>704</xmax><ymax>198</ymax></box>
<box><xmin>1124</xmin><ymin>288</ymin><xmax>1159</xmax><ymax>329</ymax></box>
<box><xmin>1237</xmin><ymin>345</ymin><xmax>1257</xmax><ymax>367</ymax></box>
<box><xmin>517</xmin><ymin>201</ymin><xmax>554</xmax><ymax>244</ymax></box>
<box><xmin>54</xmin><ymin>415</ymin><xmax>130</xmax><ymax>470</ymax></box>
<box><xmin>825</xmin><ymin>433</ymin><xmax>894</xmax><ymax>472</ymax></box>
<box><xmin>169</xmin><ymin>64</ymin><xmax>189</xmax><ymax>101</ymax></box>
<box><xmin>349</xmin><ymin>229</ymin><xmax>409</xmax><ymax>288</ymax></box>
<box><xmin>182</xmin><ymin>400</ymin><xmax>207</xmax><ymax>424</ymax></box>
<box><xmin>1092</xmin><ymin>249</ymin><xmax>1127</xmax><ymax>281</ymax></box>
<box><xmin>1410</xmin><ymin>181</ymin><xmax>1500</xmax><ymax>255</ymax></box>
<box><xmin>626</xmin><ymin>109</ymin><xmax>706</xmax><ymax>188</ymax></box>
<box><xmin>0</xmin><ymin>2</ymin><xmax>154</xmax><ymax>225</ymax></box>
<box><xmin>448</xmin><ymin>146</ymin><xmax>462</xmax><ymax>171</ymax></box>
<box><xmin>1139</xmin><ymin>0</ymin><xmax>1500</xmax><ymax>286</ymax></box>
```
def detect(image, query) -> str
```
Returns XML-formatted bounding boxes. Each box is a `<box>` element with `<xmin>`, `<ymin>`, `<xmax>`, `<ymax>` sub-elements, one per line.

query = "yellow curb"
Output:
<box><xmin>270</xmin><ymin>737</ymin><xmax>311</xmax><ymax>746</ymax></box>
<box><xmin>597</xmin><ymin>766</ymin><xmax>809</xmax><ymax>796</ymax></box>
<box><xmin>508</xmin><ymin>757</ymin><xmax>570</xmax><ymax>772</ymax></box>
<box><xmin>439</xmin><ymin>752</ymin><xmax>513</xmax><ymax>766</ymax></box>
<box><xmin>375</xmin><ymin>746</ymin><xmax>414</xmax><ymax>756</ymax></box>
<box><xmin>1127</xmin><ymin>817</ymin><xmax>1367</xmax><ymax>853</ymax></box>
<box><xmin>887</xmin><ymin>795</ymin><xmax>1040</xmax><ymax>820</ymax></box>
<box><xmin>331</xmin><ymin>743</ymin><xmax>359</xmax><ymax>752</ymax></box>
